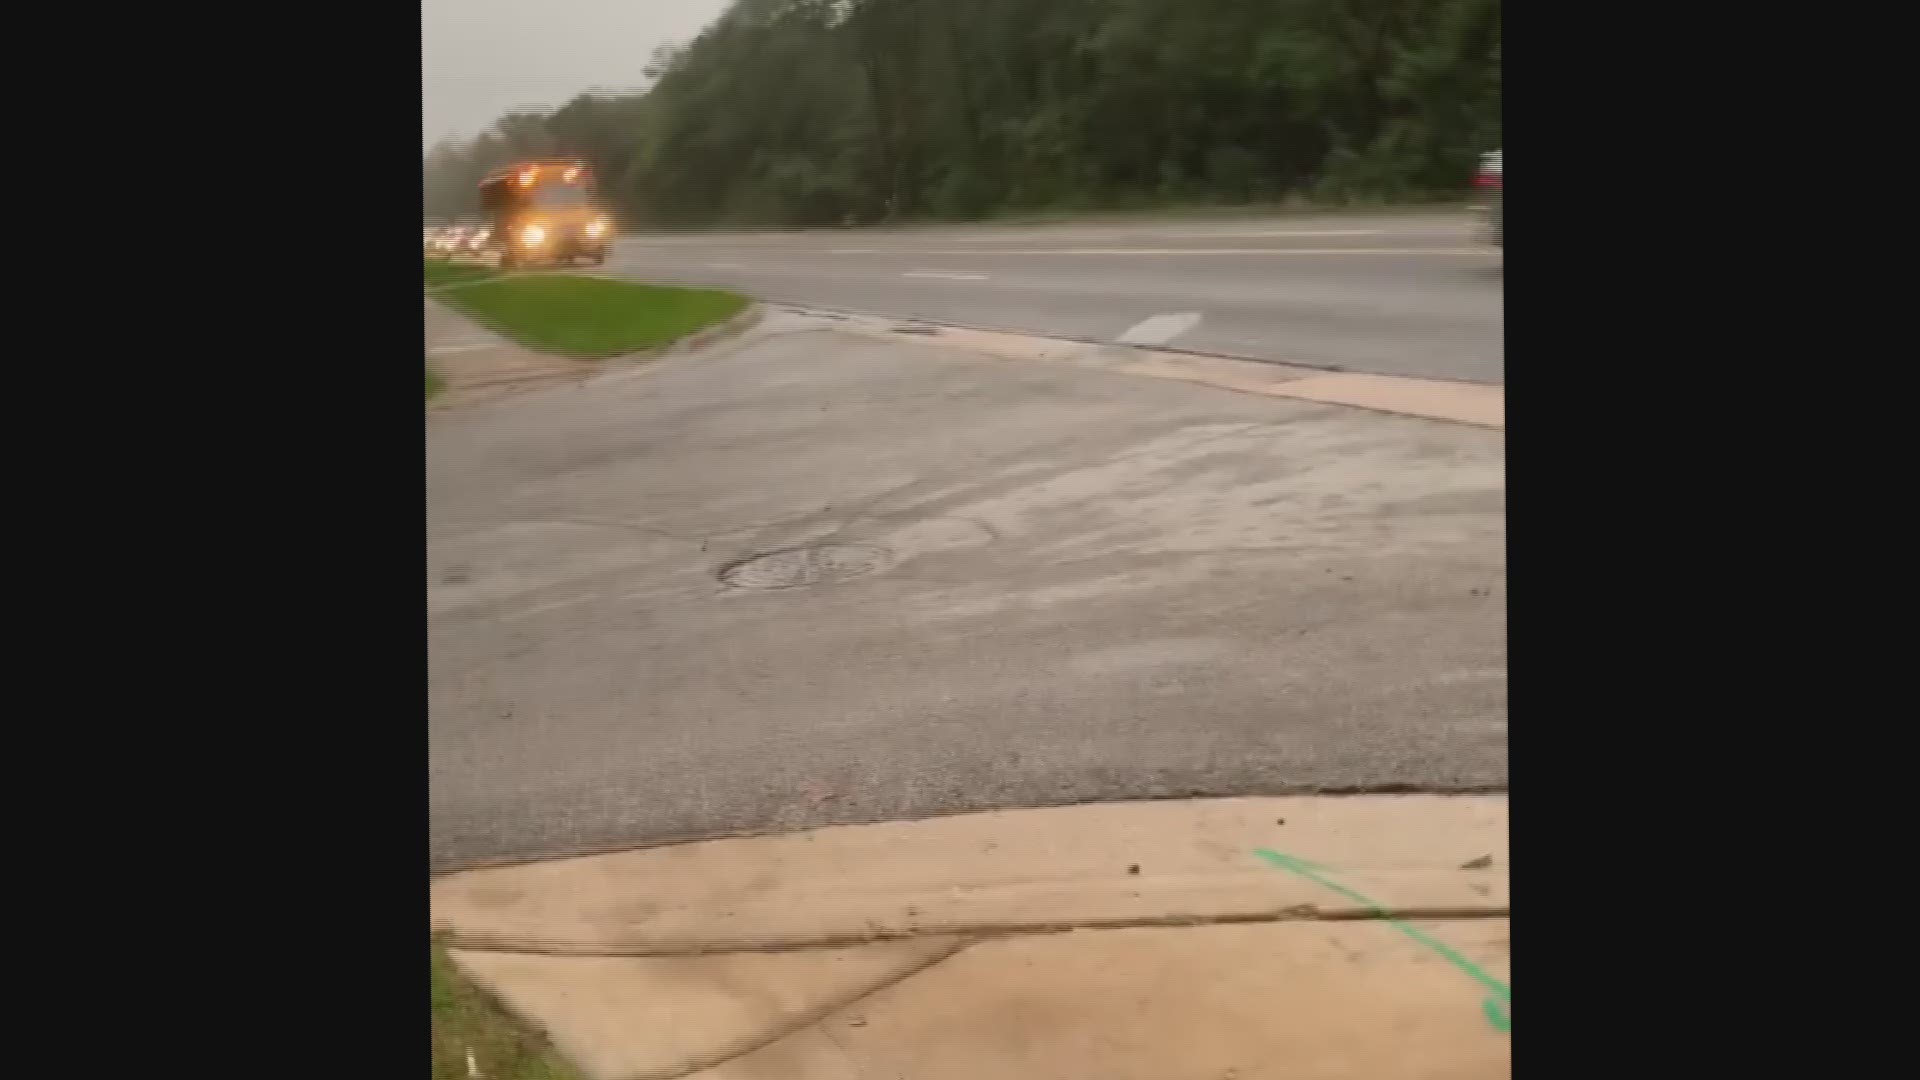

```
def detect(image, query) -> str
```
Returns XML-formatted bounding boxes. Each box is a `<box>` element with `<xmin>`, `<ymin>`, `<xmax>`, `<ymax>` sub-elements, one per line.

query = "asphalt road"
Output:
<box><xmin>609</xmin><ymin>212</ymin><xmax>1503</xmax><ymax>384</ymax></box>
<box><xmin>427</xmin><ymin>317</ymin><xmax>1506</xmax><ymax>869</ymax></box>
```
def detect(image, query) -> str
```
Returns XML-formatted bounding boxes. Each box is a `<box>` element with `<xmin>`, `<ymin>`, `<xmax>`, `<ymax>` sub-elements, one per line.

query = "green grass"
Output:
<box><xmin>425</xmin><ymin>258</ymin><xmax>498</xmax><ymax>289</ymax></box>
<box><xmin>432</xmin><ymin>939</ymin><xmax>582</xmax><ymax>1080</ymax></box>
<box><xmin>434</xmin><ymin>274</ymin><xmax>749</xmax><ymax>359</ymax></box>
<box><xmin>426</xmin><ymin>363</ymin><xmax>445</xmax><ymax>401</ymax></box>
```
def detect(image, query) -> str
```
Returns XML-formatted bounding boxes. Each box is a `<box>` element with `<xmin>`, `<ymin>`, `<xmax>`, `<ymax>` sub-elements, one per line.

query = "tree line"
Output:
<box><xmin>423</xmin><ymin>0</ymin><xmax>1500</xmax><ymax>228</ymax></box>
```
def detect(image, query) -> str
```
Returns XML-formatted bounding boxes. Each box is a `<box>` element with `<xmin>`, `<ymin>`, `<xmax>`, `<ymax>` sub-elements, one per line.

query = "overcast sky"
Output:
<box><xmin>423</xmin><ymin>0</ymin><xmax>730</xmax><ymax>149</ymax></box>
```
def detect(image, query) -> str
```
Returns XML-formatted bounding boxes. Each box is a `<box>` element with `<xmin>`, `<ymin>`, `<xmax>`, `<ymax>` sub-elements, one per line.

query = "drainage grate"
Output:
<box><xmin>718</xmin><ymin>543</ymin><xmax>893</xmax><ymax>590</ymax></box>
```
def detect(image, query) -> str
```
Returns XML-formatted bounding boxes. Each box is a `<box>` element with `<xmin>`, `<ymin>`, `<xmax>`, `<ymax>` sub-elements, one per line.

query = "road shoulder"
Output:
<box><xmin>774</xmin><ymin>307</ymin><xmax>1504</xmax><ymax>429</ymax></box>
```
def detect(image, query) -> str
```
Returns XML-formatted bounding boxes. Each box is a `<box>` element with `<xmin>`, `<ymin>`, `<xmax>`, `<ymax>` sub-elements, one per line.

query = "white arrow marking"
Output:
<box><xmin>1118</xmin><ymin>311</ymin><xmax>1203</xmax><ymax>346</ymax></box>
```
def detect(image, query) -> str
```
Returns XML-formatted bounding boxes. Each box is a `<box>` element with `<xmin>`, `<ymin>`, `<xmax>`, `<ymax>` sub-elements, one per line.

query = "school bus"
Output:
<box><xmin>478</xmin><ymin>160</ymin><xmax>615</xmax><ymax>269</ymax></box>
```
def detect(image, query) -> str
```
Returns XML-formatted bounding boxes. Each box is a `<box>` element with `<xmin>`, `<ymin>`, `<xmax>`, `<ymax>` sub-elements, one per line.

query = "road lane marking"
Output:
<box><xmin>1118</xmin><ymin>311</ymin><xmax>1203</xmax><ymax>346</ymax></box>
<box><xmin>903</xmin><ymin>270</ymin><xmax>991</xmax><ymax>280</ymax></box>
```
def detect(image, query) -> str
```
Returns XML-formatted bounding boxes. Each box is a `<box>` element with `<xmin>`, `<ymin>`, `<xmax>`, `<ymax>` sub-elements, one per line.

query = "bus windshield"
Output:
<box><xmin>529</xmin><ymin>184</ymin><xmax>590</xmax><ymax>209</ymax></box>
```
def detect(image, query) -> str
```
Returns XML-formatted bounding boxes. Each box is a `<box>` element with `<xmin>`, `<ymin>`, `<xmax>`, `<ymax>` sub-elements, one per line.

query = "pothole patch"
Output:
<box><xmin>718</xmin><ymin>543</ymin><xmax>893</xmax><ymax>590</ymax></box>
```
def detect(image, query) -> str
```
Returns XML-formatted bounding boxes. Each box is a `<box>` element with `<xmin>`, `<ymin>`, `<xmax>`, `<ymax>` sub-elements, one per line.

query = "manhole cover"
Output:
<box><xmin>719</xmin><ymin>543</ymin><xmax>892</xmax><ymax>590</ymax></box>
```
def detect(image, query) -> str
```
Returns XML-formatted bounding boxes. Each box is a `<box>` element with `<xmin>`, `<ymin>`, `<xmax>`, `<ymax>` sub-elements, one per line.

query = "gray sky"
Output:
<box><xmin>423</xmin><ymin>0</ymin><xmax>730</xmax><ymax>149</ymax></box>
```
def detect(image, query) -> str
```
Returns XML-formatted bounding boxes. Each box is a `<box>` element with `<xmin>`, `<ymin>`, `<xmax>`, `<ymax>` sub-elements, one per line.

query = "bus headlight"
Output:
<box><xmin>520</xmin><ymin>224</ymin><xmax>547</xmax><ymax>246</ymax></box>
<box><xmin>585</xmin><ymin>218</ymin><xmax>609</xmax><ymax>239</ymax></box>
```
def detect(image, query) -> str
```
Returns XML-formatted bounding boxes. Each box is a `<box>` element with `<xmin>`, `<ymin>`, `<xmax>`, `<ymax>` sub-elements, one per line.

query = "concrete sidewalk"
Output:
<box><xmin>425</xmin><ymin>296</ymin><xmax>591</xmax><ymax>410</ymax></box>
<box><xmin>434</xmin><ymin>796</ymin><xmax>1510</xmax><ymax>1080</ymax></box>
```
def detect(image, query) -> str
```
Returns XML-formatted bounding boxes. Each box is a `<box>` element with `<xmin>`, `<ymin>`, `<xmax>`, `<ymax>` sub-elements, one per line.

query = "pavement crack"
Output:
<box><xmin>548</xmin><ymin>516</ymin><xmax>711</xmax><ymax>546</ymax></box>
<box><xmin>610</xmin><ymin>936</ymin><xmax>974</xmax><ymax>1080</ymax></box>
<box><xmin>438</xmin><ymin>905</ymin><xmax>1508</xmax><ymax>959</ymax></box>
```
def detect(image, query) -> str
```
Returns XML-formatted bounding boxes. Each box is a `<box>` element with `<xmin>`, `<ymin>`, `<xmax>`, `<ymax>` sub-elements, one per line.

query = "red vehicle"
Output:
<box><xmin>1474</xmin><ymin>150</ymin><xmax>1502</xmax><ymax>247</ymax></box>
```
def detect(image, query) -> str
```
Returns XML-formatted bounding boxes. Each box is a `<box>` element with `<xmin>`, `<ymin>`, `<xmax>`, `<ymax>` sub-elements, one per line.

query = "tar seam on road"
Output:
<box><xmin>1254</xmin><ymin>848</ymin><xmax>1511</xmax><ymax>1033</ymax></box>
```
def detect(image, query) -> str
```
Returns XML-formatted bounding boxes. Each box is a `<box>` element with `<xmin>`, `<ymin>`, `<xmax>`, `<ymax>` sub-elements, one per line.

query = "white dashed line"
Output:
<box><xmin>903</xmin><ymin>270</ymin><xmax>991</xmax><ymax>280</ymax></box>
<box><xmin>427</xmin><ymin>342</ymin><xmax>507</xmax><ymax>355</ymax></box>
<box><xmin>1117</xmin><ymin>311</ymin><xmax>1203</xmax><ymax>346</ymax></box>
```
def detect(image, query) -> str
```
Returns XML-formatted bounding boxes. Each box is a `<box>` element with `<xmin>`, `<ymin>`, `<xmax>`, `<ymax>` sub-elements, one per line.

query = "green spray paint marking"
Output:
<box><xmin>1254</xmin><ymin>848</ymin><xmax>1511</xmax><ymax>1034</ymax></box>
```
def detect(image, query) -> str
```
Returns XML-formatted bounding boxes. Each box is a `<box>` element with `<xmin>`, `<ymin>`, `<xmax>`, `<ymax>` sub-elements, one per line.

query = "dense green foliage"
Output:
<box><xmin>424</xmin><ymin>0</ymin><xmax>1500</xmax><ymax>228</ymax></box>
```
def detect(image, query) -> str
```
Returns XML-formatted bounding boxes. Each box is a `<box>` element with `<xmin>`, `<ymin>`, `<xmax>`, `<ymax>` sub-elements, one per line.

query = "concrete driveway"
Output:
<box><xmin>428</xmin><ymin>322</ymin><xmax>1505</xmax><ymax>869</ymax></box>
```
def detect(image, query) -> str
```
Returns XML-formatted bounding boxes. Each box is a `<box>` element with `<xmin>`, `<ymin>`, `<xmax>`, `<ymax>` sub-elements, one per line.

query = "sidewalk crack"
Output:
<box><xmin>631</xmin><ymin>937</ymin><xmax>973</xmax><ymax>1080</ymax></box>
<box><xmin>440</xmin><ymin>904</ymin><xmax>1508</xmax><ymax>959</ymax></box>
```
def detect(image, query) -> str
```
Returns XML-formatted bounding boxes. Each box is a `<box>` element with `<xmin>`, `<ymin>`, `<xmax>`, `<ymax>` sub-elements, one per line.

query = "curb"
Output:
<box><xmin>768</xmin><ymin>300</ymin><xmax>1488</xmax><ymax>385</ymax></box>
<box><xmin>648</xmin><ymin>301</ymin><xmax>765</xmax><ymax>359</ymax></box>
<box><xmin>773</xmin><ymin>305</ymin><xmax>1504</xmax><ymax>430</ymax></box>
<box><xmin>424</xmin><ymin>296</ymin><xmax>592</xmax><ymax>413</ymax></box>
<box><xmin>432</xmin><ymin>796</ymin><xmax>1507</xmax><ymax>954</ymax></box>
<box><xmin>586</xmin><ymin>302</ymin><xmax>765</xmax><ymax>369</ymax></box>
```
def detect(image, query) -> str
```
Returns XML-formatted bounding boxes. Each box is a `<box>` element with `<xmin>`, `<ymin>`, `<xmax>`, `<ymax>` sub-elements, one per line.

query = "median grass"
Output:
<box><xmin>432</xmin><ymin>273</ymin><xmax>749</xmax><ymax>359</ymax></box>
<box><xmin>424</xmin><ymin>258</ymin><xmax>498</xmax><ymax>289</ymax></box>
<box><xmin>432</xmin><ymin>939</ymin><xmax>582</xmax><ymax>1080</ymax></box>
